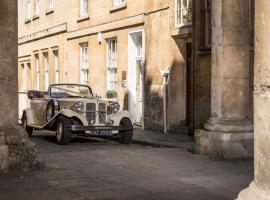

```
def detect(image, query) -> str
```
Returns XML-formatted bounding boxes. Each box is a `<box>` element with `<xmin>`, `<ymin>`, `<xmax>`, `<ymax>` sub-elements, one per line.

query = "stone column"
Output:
<box><xmin>237</xmin><ymin>0</ymin><xmax>270</xmax><ymax>199</ymax></box>
<box><xmin>0</xmin><ymin>0</ymin><xmax>36</xmax><ymax>170</ymax></box>
<box><xmin>195</xmin><ymin>0</ymin><xmax>253</xmax><ymax>159</ymax></box>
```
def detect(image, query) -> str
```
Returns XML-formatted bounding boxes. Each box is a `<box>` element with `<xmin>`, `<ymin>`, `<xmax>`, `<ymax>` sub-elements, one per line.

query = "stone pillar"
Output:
<box><xmin>0</xmin><ymin>0</ymin><xmax>36</xmax><ymax>170</ymax></box>
<box><xmin>195</xmin><ymin>0</ymin><xmax>253</xmax><ymax>159</ymax></box>
<box><xmin>237</xmin><ymin>0</ymin><xmax>270</xmax><ymax>199</ymax></box>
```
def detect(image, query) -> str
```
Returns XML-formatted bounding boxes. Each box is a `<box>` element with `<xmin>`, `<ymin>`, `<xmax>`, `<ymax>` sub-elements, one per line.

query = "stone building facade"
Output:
<box><xmin>12</xmin><ymin>0</ymin><xmax>270</xmax><ymax>198</ymax></box>
<box><xmin>18</xmin><ymin>0</ymin><xmax>193</xmax><ymax>134</ymax></box>
<box><xmin>18</xmin><ymin>0</ymin><xmax>257</xmax><ymax>159</ymax></box>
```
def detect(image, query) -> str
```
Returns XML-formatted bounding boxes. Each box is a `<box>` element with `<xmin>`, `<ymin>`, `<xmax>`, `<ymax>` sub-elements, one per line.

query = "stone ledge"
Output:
<box><xmin>110</xmin><ymin>3</ymin><xmax>127</xmax><ymax>13</ymax></box>
<box><xmin>46</xmin><ymin>9</ymin><xmax>54</xmax><ymax>15</ymax></box>
<box><xmin>195</xmin><ymin>129</ymin><xmax>254</xmax><ymax>160</ymax></box>
<box><xmin>77</xmin><ymin>15</ymin><xmax>90</xmax><ymax>23</ymax></box>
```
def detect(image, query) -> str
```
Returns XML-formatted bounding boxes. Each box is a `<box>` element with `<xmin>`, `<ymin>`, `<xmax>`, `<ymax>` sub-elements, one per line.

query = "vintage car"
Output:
<box><xmin>21</xmin><ymin>84</ymin><xmax>133</xmax><ymax>145</ymax></box>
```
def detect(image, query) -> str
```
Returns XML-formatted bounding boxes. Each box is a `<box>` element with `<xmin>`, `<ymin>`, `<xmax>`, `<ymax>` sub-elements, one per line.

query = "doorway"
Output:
<box><xmin>128</xmin><ymin>30</ymin><xmax>145</xmax><ymax>127</ymax></box>
<box><xmin>186</xmin><ymin>43</ymin><xmax>194</xmax><ymax>134</ymax></box>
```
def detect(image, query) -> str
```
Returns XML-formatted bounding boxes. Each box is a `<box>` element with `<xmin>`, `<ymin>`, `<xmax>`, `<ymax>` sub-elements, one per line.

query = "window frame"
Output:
<box><xmin>113</xmin><ymin>0</ymin><xmax>126</xmax><ymax>7</ymax></box>
<box><xmin>48</xmin><ymin>0</ymin><xmax>53</xmax><ymax>10</ymax></box>
<box><xmin>80</xmin><ymin>0</ymin><xmax>89</xmax><ymax>17</ymax></box>
<box><xmin>53</xmin><ymin>50</ymin><xmax>59</xmax><ymax>84</ymax></box>
<box><xmin>106</xmin><ymin>38</ymin><xmax>118</xmax><ymax>91</ymax></box>
<box><xmin>43</xmin><ymin>52</ymin><xmax>50</xmax><ymax>90</ymax></box>
<box><xmin>26</xmin><ymin>0</ymin><xmax>32</xmax><ymax>20</ymax></box>
<box><xmin>80</xmin><ymin>43</ymin><xmax>89</xmax><ymax>85</ymax></box>
<box><xmin>34</xmin><ymin>0</ymin><xmax>40</xmax><ymax>16</ymax></box>
<box><xmin>34</xmin><ymin>54</ymin><xmax>40</xmax><ymax>90</ymax></box>
<box><xmin>175</xmin><ymin>0</ymin><xmax>192</xmax><ymax>27</ymax></box>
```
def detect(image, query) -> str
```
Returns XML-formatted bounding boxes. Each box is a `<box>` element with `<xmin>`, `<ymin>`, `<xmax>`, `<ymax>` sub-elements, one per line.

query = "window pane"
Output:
<box><xmin>80</xmin><ymin>43</ymin><xmax>89</xmax><ymax>84</ymax></box>
<box><xmin>183</xmin><ymin>0</ymin><xmax>187</xmax><ymax>8</ymax></box>
<box><xmin>107</xmin><ymin>39</ymin><xmax>117</xmax><ymax>90</ymax></box>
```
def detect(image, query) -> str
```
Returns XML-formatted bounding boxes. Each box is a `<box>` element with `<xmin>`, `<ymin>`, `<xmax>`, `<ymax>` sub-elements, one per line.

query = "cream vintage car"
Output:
<box><xmin>21</xmin><ymin>84</ymin><xmax>133</xmax><ymax>145</ymax></box>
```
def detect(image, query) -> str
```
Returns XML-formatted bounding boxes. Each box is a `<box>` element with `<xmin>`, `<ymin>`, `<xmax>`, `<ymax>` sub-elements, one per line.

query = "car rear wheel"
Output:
<box><xmin>22</xmin><ymin>112</ymin><xmax>33</xmax><ymax>137</ymax></box>
<box><xmin>56</xmin><ymin>116</ymin><xmax>72</xmax><ymax>145</ymax></box>
<box><xmin>46</xmin><ymin>100</ymin><xmax>56</xmax><ymax>122</ymax></box>
<box><xmin>118</xmin><ymin>118</ymin><xmax>133</xmax><ymax>144</ymax></box>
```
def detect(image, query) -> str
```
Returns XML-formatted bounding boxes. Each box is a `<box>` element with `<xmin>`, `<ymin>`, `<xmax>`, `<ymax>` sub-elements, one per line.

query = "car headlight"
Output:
<box><xmin>74</xmin><ymin>102</ymin><xmax>84</xmax><ymax>112</ymax></box>
<box><xmin>111</xmin><ymin>102</ymin><xmax>120</xmax><ymax>113</ymax></box>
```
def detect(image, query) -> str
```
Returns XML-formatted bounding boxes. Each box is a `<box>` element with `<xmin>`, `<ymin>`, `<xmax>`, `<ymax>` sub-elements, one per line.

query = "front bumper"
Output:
<box><xmin>68</xmin><ymin>125</ymin><xmax>133</xmax><ymax>132</ymax></box>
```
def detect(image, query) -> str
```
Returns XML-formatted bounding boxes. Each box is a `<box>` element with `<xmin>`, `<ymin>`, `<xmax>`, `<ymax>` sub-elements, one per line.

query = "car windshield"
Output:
<box><xmin>50</xmin><ymin>84</ymin><xmax>93</xmax><ymax>98</ymax></box>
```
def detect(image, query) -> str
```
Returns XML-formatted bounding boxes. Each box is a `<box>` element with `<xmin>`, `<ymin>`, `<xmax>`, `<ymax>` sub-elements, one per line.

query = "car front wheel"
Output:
<box><xmin>56</xmin><ymin>116</ymin><xmax>72</xmax><ymax>145</ymax></box>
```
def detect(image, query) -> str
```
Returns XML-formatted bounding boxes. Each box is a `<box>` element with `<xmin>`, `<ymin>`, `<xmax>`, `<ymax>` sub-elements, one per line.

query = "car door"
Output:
<box><xmin>30</xmin><ymin>97</ymin><xmax>49</xmax><ymax>126</ymax></box>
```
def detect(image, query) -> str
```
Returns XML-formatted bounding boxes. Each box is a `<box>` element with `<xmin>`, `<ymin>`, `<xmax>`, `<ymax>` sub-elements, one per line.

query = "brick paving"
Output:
<box><xmin>0</xmin><ymin>130</ymin><xmax>253</xmax><ymax>200</ymax></box>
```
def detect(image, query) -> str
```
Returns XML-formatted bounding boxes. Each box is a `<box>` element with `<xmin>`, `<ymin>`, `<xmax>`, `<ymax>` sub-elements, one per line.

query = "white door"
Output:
<box><xmin>128</xmin><ymin>30</ymin><xmax>144</xmax><ymax>126</ymax></box>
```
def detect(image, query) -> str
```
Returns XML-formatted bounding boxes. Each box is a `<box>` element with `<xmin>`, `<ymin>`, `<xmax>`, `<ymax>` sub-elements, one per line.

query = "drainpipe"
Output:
<box><xmin>161</xmin><ymin>67</ymin><xmax>170</xmax><ymax>133</ymax></box>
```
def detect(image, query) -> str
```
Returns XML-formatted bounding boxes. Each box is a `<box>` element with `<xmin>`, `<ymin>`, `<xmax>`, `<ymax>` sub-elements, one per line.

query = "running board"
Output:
<box><xmin>29</xmin><ymin>114</ymin><xmax>59</xmax><ymax>130</ymax></box>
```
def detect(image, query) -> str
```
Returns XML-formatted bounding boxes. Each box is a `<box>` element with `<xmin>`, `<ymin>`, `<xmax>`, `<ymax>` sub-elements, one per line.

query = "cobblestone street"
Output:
<box><xmin>0</xmin><ymin>130</ymin><xmax>253</xmax><ymax>200</ymax></box>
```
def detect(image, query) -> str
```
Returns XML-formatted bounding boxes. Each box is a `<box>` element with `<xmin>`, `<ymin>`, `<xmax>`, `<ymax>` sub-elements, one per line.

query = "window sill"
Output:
<box><xmin>110</xmin><ymin>3</ymin><xmax>127</xmax><ymax>13</ymax></box>
<box><xmin>77</xmin><ymin>15</ymin><xmax>90</xmax><ymax>23</ymax></box>
<box><xmin>171</xmin><ymin>24</ymin><xmax>192</xmax><ymax>38</ymax></box>
<box><xmin>32</xmin><ymin>15</ymin><xmax>40</xmax><ymax>21</ymax></box>
<box><xmin>175</xmin><ymin>23</ymin><xmax>192</xmax><ymax>29</ymax></box>
<box><xmin>24</xmin><ymin>18</ymin><xmax>31</xmax><ymax>24</ymax></box>
<box><xmin>46</xmin><ymin>9</ymin><xmax>54</xmax><ymax>15</ymax></box>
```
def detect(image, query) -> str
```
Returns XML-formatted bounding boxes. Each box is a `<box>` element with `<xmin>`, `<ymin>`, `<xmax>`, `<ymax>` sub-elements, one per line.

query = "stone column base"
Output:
<box><xmin>194</xmin><ymin>129</ymin><xmax>253</xmax><ymax>159</ymax></box>
<box><xmin>0</xmin><ymin>127</ymin><xmax>37</xmax><ymax>170</ymax></box>
<box><xmin>236</xmin><ymin>182</ymin><xmax>270</xmax><ymax>200</ymax></box>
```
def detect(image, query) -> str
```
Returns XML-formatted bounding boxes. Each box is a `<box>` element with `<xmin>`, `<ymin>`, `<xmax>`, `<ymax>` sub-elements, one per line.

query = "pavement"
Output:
<box><xmin>133</xmin><ymin>129</ymin><xmax>194</xmax><ymax>150</ymax></box>
<box><xmin>0</xmin><ymin>130</ymin><xmax>253</xmax><ymax>200</ymax></box>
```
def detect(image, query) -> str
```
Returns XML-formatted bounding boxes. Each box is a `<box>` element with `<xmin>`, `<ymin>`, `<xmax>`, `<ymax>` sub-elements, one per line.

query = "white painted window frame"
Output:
<box><xmin>48</xmin><ymin>0</ymin><xmax>53</xmax><ymax>10</ymax></box>
<box><xmin>22</xmin><ymin>64</ymin><xmax>27</xmax><ymax>91</ymax></box>
<box><xmin>34</xmin><ymin>0</ymin><xmax>40</xmax><ymax>16</ymax></box>
<box><xmin>175</xmin><ymin>0</ymin><xmax>192</xmax><ymax>27</ymax></box>
<box><xmin>114</xmin><ymin>0</ymin><xmax>126</xmax><ymax>7</ymax></box>
<box><xmin>106</xmin><ymin>38</ymin><xmax>118</xmax><ymax>91</ymax></box>
<box><xmin>26</xmin><ymin>0</ymin><xmax>31</xmax><ymax>19</ymax></box>
<box><xmin>35</xmin><ymin>54</ymin><xmax>40</xmax><ymax>90</ymax></box>
<box><xmin>53</xmin><ymin>50</ymin><xmax>59</xmax><ymax>84</ymax></box>
<box><xmin>80</xmin><ymin>43</ymin><xmax>89</xmax><ymax>85</ymax></box>
<box><xmin>80</xmin><ymin>0</ymin><xmax>88</xmax><ymax>17</ymax></box>
<box><xmin>43</xmin><ymin>52</ymin><xmax>49</xmax><ymax>90</ymax></box>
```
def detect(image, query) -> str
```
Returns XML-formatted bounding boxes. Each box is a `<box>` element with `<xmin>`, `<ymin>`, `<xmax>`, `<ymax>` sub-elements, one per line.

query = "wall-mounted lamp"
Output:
<box><xmin>98</xmin><ymin>32</ymin><xmax>102</xmax><ymax>44</ymax></box>
<box><xmin>160</xmin><ymin>66</ymin><xmax>170</xmax><ymax>134</ymax></box>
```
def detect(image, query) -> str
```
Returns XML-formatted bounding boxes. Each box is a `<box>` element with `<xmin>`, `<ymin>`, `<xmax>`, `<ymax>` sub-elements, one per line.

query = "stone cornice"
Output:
<box><xmin>67</xmin><ymin>14</ymin><xmax>144</xmax><ymax>40</ymax></box>
<box><xmin>18</xmin><ymin>23</ymin><xmax>67</xmax><ymax>45</ymax></box>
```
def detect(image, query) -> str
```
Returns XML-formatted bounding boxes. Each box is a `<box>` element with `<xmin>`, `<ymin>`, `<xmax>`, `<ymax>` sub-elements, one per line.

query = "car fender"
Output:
<box><xmin>57</xmin><ymin>109</ymin><xmax>88</xmax><ymax>126</ymax></box>
<box><xmin>23</xmin><ymin>108</ymin><xmax>35</xmax><ymax>126</ymax></box>
<box><xmin>108</xmin><ymin>110</ymin><xmax>132</xmax><ymax>126</ymax></box>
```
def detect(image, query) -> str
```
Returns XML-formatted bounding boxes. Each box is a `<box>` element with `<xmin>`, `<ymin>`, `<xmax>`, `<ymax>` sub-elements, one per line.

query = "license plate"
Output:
<box><xmin>89</xmin><ymin>130</ymin><xmax>113</xmax><ymax>136</ymax></box>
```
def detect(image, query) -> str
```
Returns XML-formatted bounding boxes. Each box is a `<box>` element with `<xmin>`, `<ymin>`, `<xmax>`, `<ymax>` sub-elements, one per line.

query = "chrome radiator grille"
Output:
<box><xmin>99</xmin><ymin>103</ymin><xmax>107</xmax><ymax>124</ymax></box>
<box><xmin>86</xmin><ymin>103</ymin><xmax>96</xmax><ymax>124</ymax></box>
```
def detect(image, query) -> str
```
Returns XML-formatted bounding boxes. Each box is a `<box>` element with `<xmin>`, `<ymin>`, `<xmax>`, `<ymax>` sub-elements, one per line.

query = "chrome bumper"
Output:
<box><xmin>68</xmin><ymin>125</ymin><xmax>133</xmax><ymax>132</ymax></box>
